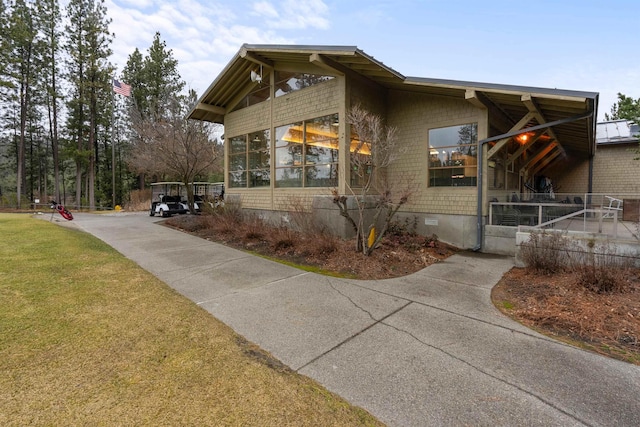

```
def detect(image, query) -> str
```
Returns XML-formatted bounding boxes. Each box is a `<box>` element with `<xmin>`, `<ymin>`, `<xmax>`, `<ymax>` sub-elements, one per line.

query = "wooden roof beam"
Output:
<box><xmin>530</xmin><ymin>149</ymin><xmax>562</xmax><ymax>176</ymax></box>
<box><xmin>239</xmin><ymin>48</ymin><xmax>274</xmax><ymax>68</ymax></box>
<box><xmin>521</xmin><ymin>141</ymin><xmax>558</xmax><ymax>170</ymax></box>
<box><xmin>522</xmin><ymin>93</ymin><xmax>564</xmax><ymax>156</ymax></box>
<box><xmin>309</xmin><ymin>53</ymin><xmax>346</xmax><ymax>76</ymax></box>
<box><xmin>506</xmin><ymin>129</ymin><xmax>547</xmax><ymax>166</ymax></box>
<box><xmin>487</xmin><ymin>111</ymin><xmax>537</xmax><ymax>159</ymax></box>
<box><xmin>465</xmin><ymin>90</ymin><xmax>515</xmax><ymax>133</ymax></box>
<box><xmin>194</xmin><ymin>103</ymin><xmax>226</xmax><ymax>116</ymax></box>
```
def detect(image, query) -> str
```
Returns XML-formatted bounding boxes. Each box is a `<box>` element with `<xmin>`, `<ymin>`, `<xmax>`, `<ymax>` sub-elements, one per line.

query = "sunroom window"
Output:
<box><xmin>275</xmin><ymin>114</ymin><xmax>339</xmax><ymax>187</ymax></box>
<box><xmin>428</xmin><ymin>123</ymin><xmax>478</xmax><ymax>187</ymax></box>
<box><xmin>228</xmin><ymin>130</ymin><xmax>271</xmax><ymax>188</ymax></box>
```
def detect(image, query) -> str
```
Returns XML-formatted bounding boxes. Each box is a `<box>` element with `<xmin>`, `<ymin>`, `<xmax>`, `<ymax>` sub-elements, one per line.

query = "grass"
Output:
<box><xmin>0</xmin><ymin>214</ymin><xmax>383</xmax><ymax>426</ymax></box>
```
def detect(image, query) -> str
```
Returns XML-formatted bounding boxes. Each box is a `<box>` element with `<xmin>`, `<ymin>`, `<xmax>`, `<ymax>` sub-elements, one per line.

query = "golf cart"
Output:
<box><xmin>192</xmin><ymin>182</ymin><xmax>225</xmax><ymax>212</ymax></box>
<box><xmin>149</xmin><ymin>182</ymin><xmax>189</xmax><ymax>217</ymax></box>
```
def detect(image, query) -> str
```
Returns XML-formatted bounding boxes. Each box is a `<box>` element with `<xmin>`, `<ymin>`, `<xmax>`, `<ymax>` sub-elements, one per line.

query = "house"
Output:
<box><xmin>188</xmin><ymin>44</ymin><xmax>600</xmax><ymax>252</ymax></box>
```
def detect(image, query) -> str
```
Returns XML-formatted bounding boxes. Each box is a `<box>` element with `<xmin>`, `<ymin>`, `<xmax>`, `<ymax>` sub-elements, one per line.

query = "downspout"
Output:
<box><xmin>473</xmin><ymin>111</ymin><xmax>594</xmax><ymax>252</ymax></box>
<box><xmin>473</xmin><ymin>140</ymin><xmax>488</xmax><ymax>251</ymax></box>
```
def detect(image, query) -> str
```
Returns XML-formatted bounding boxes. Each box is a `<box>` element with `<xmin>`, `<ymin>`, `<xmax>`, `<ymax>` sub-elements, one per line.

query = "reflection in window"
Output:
<box><xmin>428</xmin><ymin>123</ymin><xmax>478</xmax><ymax>187</ymax></box>
<box><xmin>275</xmin><ymin>114</ymin><xmax>339</xmax><ymax>187</ymax></box>
<box><xmin>275</xmin><ymin>71</ymin><xmax>334</xmax><ymax>97</ymax></box>
<box><xmin>228</xmin><ymin>130</ymin><xmax>271</xmax><ymax>188</ymax></box>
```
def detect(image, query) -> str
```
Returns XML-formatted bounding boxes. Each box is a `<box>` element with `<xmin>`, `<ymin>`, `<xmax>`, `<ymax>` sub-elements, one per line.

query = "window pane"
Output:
<box><xmin>229</xmin><ymin>135</ymin><xmax>246</xmax><ymax>154</ymax></box>
<box><xmin>429</xmin><ymin>123</ymin><xmax>478</xmax><ymax>187</ymax></box>
<box><xmin>275</xmin><ymin>167</ymin><xmax>302</xmax><ymax>187</ymax></box>
<box><xmin>275</xmin><ymin>122</ymin><xmax>303</xmax><ymax>167</ymax></box>
<box><xmin>306</xmin><ymin>164</ymin><xmax>338</xmax><ymax>187</ymax></box>
<box><xmin>249</xmin><ymin>170</ymin><xmax>270</xmax><ymax>188</ymax></box>
<box><xmin>428</xmin><ymin>168</ymin><xmax>476</xmax><ymax>187</ymax></box>
<box><xmin>228</xmin><ymin>171</ymin><xmax>247</xmax><ymax>187</ymax></box>
<box><xmin>229</xmin><ymin>153</ymin><xmax>246</xmax><ymax>170</ymax></box>
<box><xmin>249</xmin><ymin>130</ymin><xmax>271</xmax><ymax>169</ymax></box>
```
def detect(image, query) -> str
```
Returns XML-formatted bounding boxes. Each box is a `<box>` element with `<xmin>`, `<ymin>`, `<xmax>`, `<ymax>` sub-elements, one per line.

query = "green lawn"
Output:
<box><xmin>0</xmin><ymin>213</ymin><xmax>383</xmax><ymax>426</ymax></box>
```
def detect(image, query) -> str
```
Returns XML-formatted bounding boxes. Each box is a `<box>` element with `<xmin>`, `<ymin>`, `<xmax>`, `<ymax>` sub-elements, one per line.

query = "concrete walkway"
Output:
<box><xmin>58</xmin><ymin>212</ymin><xmax>640</xmax><ymax>426</ymax></box>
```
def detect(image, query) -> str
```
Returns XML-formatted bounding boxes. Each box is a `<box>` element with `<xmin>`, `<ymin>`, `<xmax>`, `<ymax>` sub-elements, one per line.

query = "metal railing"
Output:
<box><xmin>489</xmin><ymin>192</ymin><xmax>640</xmax><ymax>240</ymax></box>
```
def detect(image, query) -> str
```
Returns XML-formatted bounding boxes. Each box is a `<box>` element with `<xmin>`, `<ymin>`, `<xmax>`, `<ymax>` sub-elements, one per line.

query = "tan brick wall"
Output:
<box><xmin>592</xmin><ymin>144</ymin><xmax>640</xmax><ymax>194</ymax></box>
<box><xmin>386</xmin><ymin>90</ymin><xmax>483</xmax><ymax>216</ymax></box>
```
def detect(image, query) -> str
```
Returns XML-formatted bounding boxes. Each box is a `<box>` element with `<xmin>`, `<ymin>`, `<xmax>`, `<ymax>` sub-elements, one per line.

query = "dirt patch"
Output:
<box><xmin>164</xmin><ymin>214</ymin><xmax>458</xmax><ymax>280</ymax></box>
<box><xmin>492</xmin><ymin>267</ymin><xmax>640</xmax><ymax>364</ymax></box>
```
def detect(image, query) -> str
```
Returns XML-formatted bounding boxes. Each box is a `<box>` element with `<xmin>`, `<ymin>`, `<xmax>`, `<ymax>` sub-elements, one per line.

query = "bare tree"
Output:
<box><xmin>127</xmin><ymin>92</ymin><xmax>221</xmax><ymax>213</ymax></box>
<box><xmin>333</xmin><ymin>104</ymin><xmax>413</xmax><ymax>255</ymax></box>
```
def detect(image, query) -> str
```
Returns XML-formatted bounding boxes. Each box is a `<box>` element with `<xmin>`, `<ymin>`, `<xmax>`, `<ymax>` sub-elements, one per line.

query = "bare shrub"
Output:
<box><xmin>577</xmin><ymin>242</ymin><xmax>632</xmax><ymax>294</ymax></box>
<box><xmin>285</xmin><ymin>195</ymin><xmax>325</xmax><ymax>235</ymax></box>
<box><xmin>520</xmin><ymin>231</ymin><xmax>576</xmax><ymax>275</ymax></box>
<box><xmin>243</xmin><ymin>215</ymin><xmax>265</xmax><ymax>240</ymax></box>
<box><xmin>271</xmin><ymin>225</ymin><xmax>297</xmax><ymax>252</ymax></box>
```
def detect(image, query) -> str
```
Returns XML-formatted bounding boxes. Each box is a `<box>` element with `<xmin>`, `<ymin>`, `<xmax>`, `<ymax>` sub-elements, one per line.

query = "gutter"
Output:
<box><xmin>472</xmin><ymin>111</ymin><xmax>594</xmax><ymax>252</ymax></box>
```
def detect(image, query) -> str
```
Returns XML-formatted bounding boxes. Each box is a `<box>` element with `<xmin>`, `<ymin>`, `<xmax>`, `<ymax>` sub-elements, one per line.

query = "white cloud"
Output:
<box><xmin>261</xmin><ymin>0</ymin><xmax>330</xmax><ymax>30</ymax></box>
<box><xmin>252</xmin><ymin>1</ymin><xmax>280</xmax><ymax>19</ymax></box>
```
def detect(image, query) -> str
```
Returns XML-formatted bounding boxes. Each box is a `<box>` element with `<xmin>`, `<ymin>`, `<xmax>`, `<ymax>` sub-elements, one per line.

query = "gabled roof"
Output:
<box><xmin>188</xmin><ymin>44</ymin><xmax>405</xmax><ymax>123</ymax></box>
<box><xmin>189</xmin><ymin>44</ymin><xmax>598</xmax><ymax>158</ymax></box>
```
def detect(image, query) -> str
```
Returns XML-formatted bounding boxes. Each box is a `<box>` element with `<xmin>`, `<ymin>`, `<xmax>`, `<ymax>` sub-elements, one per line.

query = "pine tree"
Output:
<box><xmin>35</xmin><ymin>0</ymin><xmax>63</xmax><ymax>202</ymax></box>
<box><xmin>64</xmin><ymin>0</ymin><xmax>112</xmax><ymax>209</ymax></box>
<box><xmin>6</xmin><ymin>0</ymin><xmax>38</xmax><ymax>208</ymax></box>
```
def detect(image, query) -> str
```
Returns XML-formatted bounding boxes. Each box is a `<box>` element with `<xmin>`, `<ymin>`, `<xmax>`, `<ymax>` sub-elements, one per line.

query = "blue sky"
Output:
<box><xmin>106</xmin><ymin>0</ymin><xmax>640</xmax><ymax>120</ymax></box>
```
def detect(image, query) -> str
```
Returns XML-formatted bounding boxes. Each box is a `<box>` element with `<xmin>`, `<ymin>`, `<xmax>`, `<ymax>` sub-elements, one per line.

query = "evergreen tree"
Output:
<box><xmin>5</xmin><ymin>0</ymin><xmax>38</xmax><ymax>208</ymax></box>
<box><xmin>605</xmin><ymin>93</ymin><xmax>640</xmax><ymax>123</ymax></box>
<box><xmin>142</xmin><ymin>31</ymin><xmax>185</xmax><ymax>120</ymax></box>
<box><xmin>35</xmin><ymin>0</ymin><xmax>63</xmax><ymax>202</ymax></box>
<box><xmin>64</xmin><ymin>0</ymin><xmax>112</xmax><ymax>209</ymax></box>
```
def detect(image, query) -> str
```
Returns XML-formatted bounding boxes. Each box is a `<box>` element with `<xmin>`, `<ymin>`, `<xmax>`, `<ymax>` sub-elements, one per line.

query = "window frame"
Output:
<box><xmin>428</xmin><ymin>123</ymin><xmax>479</xmax><ymax>188</ymax></box>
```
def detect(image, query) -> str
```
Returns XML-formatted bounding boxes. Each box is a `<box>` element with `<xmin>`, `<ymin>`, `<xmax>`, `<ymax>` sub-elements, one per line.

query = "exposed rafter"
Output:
<box><xmin>239</xmin><ymin>48</ymin><xmax>274</xmax><ymax>69</ymax></box>
<box><xmin>521</xmin><ymin>141</ymin><xmax>558</xmax><ymax>171</ymax></box>
<box><xmin>521</xmin><ymin>94</ymin><xmax>564</xmax><ymax>156</ymax></box>
<box><xmin>194</xmin><ymin>103</ymin><xmax>226</xmax><ymax>116</ymax></box>
<box><xmin>531</xmin><ymin>149</ymin><xmax>562</xmax><ymax>176</ymax></box>
<box><xmin>465</xmin><ymin>90</ymin><xmax>515</xmax><ymax>134</ymax></box>
<box><xmin>309</xmin><ymin>53</ymin><xmax>347</xmax><ymax>76</ymax></box>
<box><xmin>506</xmin><ymin>129</ymin><xmax>547</xmax><ymax>166</ymax></box>
<box><xmin>487</xmin><ymin>112</ymin><xmax>537</xmax><ymax>159</ymax></box>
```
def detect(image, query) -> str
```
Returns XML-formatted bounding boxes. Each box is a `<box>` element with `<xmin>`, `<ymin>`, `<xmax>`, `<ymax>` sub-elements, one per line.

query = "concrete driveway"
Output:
<box><xmin>59</xmin><ymin>212</ymin><xmax>640</xmax><ymax>426</ymax></box>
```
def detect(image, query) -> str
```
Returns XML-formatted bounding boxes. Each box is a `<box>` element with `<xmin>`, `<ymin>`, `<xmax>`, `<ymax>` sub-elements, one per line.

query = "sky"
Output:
<box><xmin>104</xmin><ymin>0</ymin><xmax>640</xmax><ymax>120</ymax></box>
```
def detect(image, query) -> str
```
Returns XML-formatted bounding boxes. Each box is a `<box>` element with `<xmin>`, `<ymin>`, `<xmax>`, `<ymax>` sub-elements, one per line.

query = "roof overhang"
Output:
<box><xmin>188</xmin><ymin>44</ymin><xmax>405</xmax><ymax>123</ymax></box>
<box><xmin>189</xmin><ymin>44</ymin><xmax>598</xmax><ymax>162</ymax></box>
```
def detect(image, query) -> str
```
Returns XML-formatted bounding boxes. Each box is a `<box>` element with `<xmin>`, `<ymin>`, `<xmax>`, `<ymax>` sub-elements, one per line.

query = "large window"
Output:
<box><xmin>275</xmin><ymin>114</ymin><xmax>339</xmax><ymax>187</ymax></box>
<box><xmin>275</xmin><ymin>71</ymin><xmax>334</xmax><ymax>97</ymax></box>
<box><xmin>228</xmin><ymin>130</ymin><xmax>271</xmax><ymax>188</ymax></box>
<box><xmin>428</xmin><ymin>123</ymin><xmax>478</xmax><ymax>187</ymax></box>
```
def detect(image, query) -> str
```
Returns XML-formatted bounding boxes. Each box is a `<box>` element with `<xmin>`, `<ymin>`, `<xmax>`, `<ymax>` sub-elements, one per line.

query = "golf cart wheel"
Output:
<box><xmin>159</xmin><ymin>208</ymin><xmax>166</xmax><ymax>217</ymax></box>
<box><xmin>150</xmin><ymin>208</ymin><xmax>155</xmax><ymax>217</ymax></box>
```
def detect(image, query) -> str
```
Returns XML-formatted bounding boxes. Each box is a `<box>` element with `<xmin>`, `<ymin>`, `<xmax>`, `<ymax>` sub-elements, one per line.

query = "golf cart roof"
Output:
<box><xmin>150</xmin><ymin>182</ymin><xmax>185</xmax><ymax>186</ymax></box>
